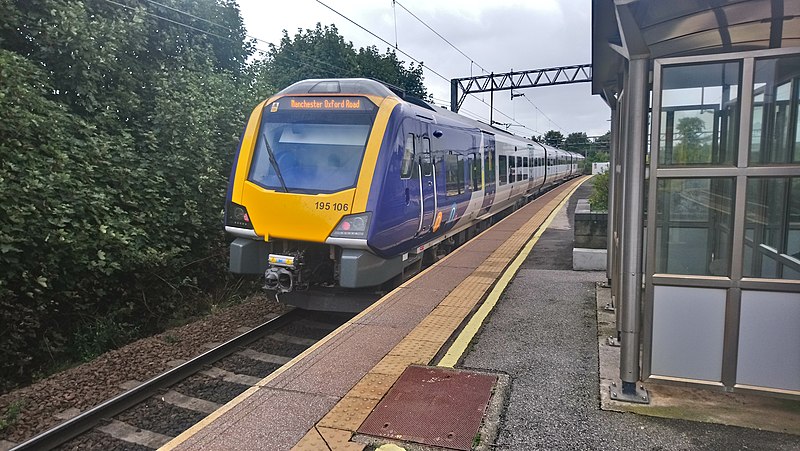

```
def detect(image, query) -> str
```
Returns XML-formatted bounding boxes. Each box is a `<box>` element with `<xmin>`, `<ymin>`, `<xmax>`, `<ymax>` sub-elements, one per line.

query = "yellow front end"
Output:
<box><xmin>229</xmin><ymin>92</ymin><xmax>399</xmax><ymax>244</ymax></box>
<box><xmin>240</xmin><ymin>183</ymin><xmax>356</xmax><ymax>242</ymax></box>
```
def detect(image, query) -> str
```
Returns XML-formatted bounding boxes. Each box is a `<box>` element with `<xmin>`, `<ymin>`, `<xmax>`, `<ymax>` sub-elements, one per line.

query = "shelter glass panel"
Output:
<box><xmin>750</xmin><ymin>56</ymin><xmax>800</xmax><ymax>165</ymax></box>
<box><xmin>655</xmin><ymin>178</ymin><xmax>735</xmax><ymax>276</ymax></box>
<box><xmin>743</xmin><ymin>177</ymin><xmax>800</xmax><ymax>280</ymax></box>
<box><xmin>658</xmin><ymin>62</ymin><xmax>740</xmax><ymax>166</ymax></box>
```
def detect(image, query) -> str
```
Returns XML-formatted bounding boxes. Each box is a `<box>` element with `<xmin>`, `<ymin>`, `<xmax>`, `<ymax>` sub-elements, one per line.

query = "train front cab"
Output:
<box><xmin>225</xmin><ymin>80</ymin><xmax>406</xmax><ymax>298</ymax></box>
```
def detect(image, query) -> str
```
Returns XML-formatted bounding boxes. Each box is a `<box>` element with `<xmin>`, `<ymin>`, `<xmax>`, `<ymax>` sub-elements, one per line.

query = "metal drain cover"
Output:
<box><xmin>358</xmin><ymin>365</ymin><xmax>497</xmax><ymax>450</ymax></box>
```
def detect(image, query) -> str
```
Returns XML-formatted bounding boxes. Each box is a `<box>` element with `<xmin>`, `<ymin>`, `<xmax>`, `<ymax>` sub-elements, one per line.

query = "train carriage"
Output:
<box><xmin>225</xmin><ymin>78</ymin><xmax>583</xmax><ymax>311</ymax></box>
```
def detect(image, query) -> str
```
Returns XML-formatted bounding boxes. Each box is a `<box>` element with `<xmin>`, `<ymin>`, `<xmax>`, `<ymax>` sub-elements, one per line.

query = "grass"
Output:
<box><xmin>472</xmin><ymin>432</ymin><xmax>482</xmax><ymax>447</ymax></box>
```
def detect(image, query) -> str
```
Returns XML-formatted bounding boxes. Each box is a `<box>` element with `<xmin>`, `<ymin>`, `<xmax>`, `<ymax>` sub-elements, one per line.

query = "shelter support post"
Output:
<box><xmin>611</xmin><ymin>56</ymin><xmax>649</xmax><ymax>404</ymax></box>
<box><xmin>606</xmin><ymin>103</ymin><xmax>618</xmax><ymax>286</ymax></box>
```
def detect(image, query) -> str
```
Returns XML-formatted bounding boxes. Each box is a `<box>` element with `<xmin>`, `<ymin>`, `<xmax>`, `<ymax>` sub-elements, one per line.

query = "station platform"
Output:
<box><xmin>160</xmin><ymin>176</ymin><xmax>800</xmax><ymax>451</ymax></box>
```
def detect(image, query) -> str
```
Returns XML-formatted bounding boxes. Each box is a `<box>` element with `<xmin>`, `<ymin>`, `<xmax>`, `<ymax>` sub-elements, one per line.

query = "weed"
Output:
<box><xmin>472</xmin><ymin>432</ymin><xmax>482</xmax><ymax>447</ymax></box>
<box><xmin>73</xmin><ymin>318</ymin><xmax>140</xmax><ymax>361</ymax></box>
<box><xmin>0</xmin><ymin>400</ymin><xmax>25</xmax><ymax>432</ymax></box>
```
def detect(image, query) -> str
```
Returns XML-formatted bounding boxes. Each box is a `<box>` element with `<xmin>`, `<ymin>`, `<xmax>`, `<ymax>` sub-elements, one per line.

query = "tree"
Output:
<box><xmin>355</xmin><ymin>46</ymin><xmax>427</xmax><ymax>99</ymax></box>
<box><xmin>564</xmin><ymin>132</ymin><xmax>590</xmax><ymax>153</ymax></box>
<box><xmin>674</xmin><ymin>116</ymin><xmax>708</xmax><ymax>163</ymax></box>
<box><xmin>263</xmin><ymin>23</ymin><xmax>428</xmax><ymax>98</ymax></box>
<box><xmin>542</xmin><ymin>130</ymin><xmax>565</xmax><ymax>147</ymax></box>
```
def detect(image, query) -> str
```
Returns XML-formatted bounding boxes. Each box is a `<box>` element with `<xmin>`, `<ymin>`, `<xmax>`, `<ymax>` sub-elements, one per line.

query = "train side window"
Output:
<box><xmin>466</xmin><ymin>153</ymin><xmax>473</xmax><ymax>191</ymax></box>
<box><xmin>509</xmin><ymin>155</ymin><xmax>516</xmax><ymax>182</ymax></box>
<box><xmin>516</xmin><ymin>156</ymin><xmax>523</xmax><ymax>181</ymax></box>
<box><xmin>499</xmin><ymin>155</ymin><xmax>507</xmax><ymax>185</ymax></box>
<box><xmin>470</xmin><ymin>153</ymin><xmax>481</xmax><ymax>191</ymax></box>
<box><xmin>446</xmin><ymin>152</ymin><xmax>460</xmax><ymax>196</ymax></box>
<box><xmin>457</xmin><ymin>154</ymin><xmax>465</xmax><ymax>193</ymax></box>
<box><xmin>485</xmin><ymin>146</ymin><xmax>495</xmax><ymax>184</ymax></box>
<box><xmin>401</xmin><ymin>134</ymin><xmax>415</xmax><ymax>179</ymax></box>
<box><xmin>523</xmin><ymin>157</ymin><xmax>529</xmax><ymax>180</ymax></box>
<box><xmin>421</xmin><ymin>137</ymin><xmax>432</xmax><ymax>176</ymax></box>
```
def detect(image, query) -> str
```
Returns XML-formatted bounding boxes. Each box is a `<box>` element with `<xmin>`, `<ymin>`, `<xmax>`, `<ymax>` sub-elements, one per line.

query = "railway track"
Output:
<box><xmin>10</xmin><ymin>308</ymin><xmax>352</xmax><ymax>451</ymax></box>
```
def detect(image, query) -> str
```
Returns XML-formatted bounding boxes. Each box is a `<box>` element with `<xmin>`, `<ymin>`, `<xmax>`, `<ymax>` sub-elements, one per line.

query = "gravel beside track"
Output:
<box><xmin>0</xmin><ymin>293</ymin><xmax>288</xmax><ymax>444</ymax></box>
<box><xmin>54</xmin><ymin>429</ymin><xmax>151</xmax><ymax>451</ymax></box>
<box><xmin>215</xmin><ymin>354</ymin><xmax>281</xmax><ymax>378</ymax></box>
<box><xmin>116</xmin><ymin>399</ymin><xmax>206</xmax><ymax>437</ymax></box>
<box><xmin>171</xmin><ymin>376</ymin><xmax>249</xmax><ymax>405</ymax></box>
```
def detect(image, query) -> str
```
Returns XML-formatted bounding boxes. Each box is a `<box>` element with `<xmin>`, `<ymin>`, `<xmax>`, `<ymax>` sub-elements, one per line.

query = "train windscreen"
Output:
<box><xmin>248</xmin><ymin>96</ymin><xmax>377</xmax><ymax>193</ymax></box>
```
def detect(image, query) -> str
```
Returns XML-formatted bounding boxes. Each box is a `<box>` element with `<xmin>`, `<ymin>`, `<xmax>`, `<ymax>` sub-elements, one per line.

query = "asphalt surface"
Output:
<box><xmin>460</xmin><ymin>181</ymin><xmax>800</xmax><ymax>450</ymax></box>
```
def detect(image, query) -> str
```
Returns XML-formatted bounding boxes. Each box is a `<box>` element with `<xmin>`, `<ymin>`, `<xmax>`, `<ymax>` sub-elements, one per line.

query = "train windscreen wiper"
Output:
<box><xmin>261</xmin><ymin>131</ymin><xmax>289</xmax><ymax>193</ymax></box>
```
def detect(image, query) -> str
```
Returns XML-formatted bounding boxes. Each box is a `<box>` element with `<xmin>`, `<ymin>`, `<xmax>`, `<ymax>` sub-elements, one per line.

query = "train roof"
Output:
<box><xmin>277</xmin><ymin>78</ymin><xmax>583</xmax><ymax>157</ymax></box>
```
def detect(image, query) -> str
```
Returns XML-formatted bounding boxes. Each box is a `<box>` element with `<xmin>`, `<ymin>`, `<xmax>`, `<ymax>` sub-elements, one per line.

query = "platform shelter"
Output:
<box><xmin>592</xmin><ymin>0</ymin><xmax>800</xmax><ymax>399</ymax></box>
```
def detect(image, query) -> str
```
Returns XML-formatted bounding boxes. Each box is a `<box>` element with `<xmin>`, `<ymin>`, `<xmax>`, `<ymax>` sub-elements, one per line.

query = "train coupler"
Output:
<box><xmin>264</xmin><ymin>253</ymin><xmax>304</xmax><ymax>293</ymax></box>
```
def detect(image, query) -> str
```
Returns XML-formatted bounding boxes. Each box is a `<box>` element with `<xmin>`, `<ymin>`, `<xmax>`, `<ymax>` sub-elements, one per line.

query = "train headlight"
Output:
<box><xmin>330</xmin><ymin>212</ymin><xmax>371</xmax><ymax>239</ymax></box>
<box><xmin>226</xmin><ymin>202</ymin><xmax>253</xmax><ymax>229</ymax></box>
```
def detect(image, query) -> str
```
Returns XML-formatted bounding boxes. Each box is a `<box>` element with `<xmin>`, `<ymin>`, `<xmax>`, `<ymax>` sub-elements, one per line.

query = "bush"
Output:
<box><xmin>589</xmin><ymin>171</ymin><xmax>609</xmax><ymax>212</ymax></box>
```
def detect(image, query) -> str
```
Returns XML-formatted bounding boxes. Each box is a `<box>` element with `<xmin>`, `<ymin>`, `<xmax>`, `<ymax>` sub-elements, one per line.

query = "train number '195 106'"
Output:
<box><xmin>315</xmin><ymin>201</ymin><xmax>349</xmax><ymax>212</ymax></box>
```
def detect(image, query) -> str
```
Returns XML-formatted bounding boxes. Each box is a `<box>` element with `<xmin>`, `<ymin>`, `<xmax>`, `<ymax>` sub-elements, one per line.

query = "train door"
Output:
<box><xmin>399</xmin><ymin>120</ymin><xmax>432</xmax><ymax>237</ymax></box>
<box><xmin>480</xmin><ymin>132</ymin><xmax>496</xmax><ymax>215</ymax></box>
<box><xmin>418</xmin><ymin>127</ymin><xmax>436</xmax><ymax>234</ymax></box>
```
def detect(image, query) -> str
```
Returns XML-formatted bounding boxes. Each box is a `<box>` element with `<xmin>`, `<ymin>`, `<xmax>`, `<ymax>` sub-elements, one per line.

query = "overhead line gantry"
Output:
<box><xmin>450</xmin><ymin>64</ymin><xmax>593</xmax><ymax>125</ymax></box>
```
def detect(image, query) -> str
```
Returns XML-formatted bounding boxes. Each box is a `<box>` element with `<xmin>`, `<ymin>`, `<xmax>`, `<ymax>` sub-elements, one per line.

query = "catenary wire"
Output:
<box><xmin>315</xmin><ymin>0</ymin><xmax>540</xmax><ymax>135</ymax></box>
<box><xmin>394</xmin><ymin>0</ymin><xmax>489</xmax><ymax>75</ymax></box>
<box><xmin>106</xmin><ymin>0</ymin><xmax>547</xmax><ymax>135</ymax></box>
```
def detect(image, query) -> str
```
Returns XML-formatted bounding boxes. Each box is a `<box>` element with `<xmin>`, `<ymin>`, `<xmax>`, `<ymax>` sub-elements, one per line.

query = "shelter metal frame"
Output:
<box><xmin>643</xmin><ymin>47</ymin><xmax>800</xmax><ymax>397</ymax></box>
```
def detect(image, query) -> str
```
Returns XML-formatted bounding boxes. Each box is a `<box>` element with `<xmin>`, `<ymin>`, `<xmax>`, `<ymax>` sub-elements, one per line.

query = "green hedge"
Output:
<box><xmin>589</xmin><ymin>171</ymin><xmax>610</xmax><ymax>212</ymax></box>
<box><xmin>0</xmin><ymin>49</ymin><xmax>242</xmax><ymax>389</ymax></box>
<box><xmin>0</xmin><ymin>0</ymin><xmax>429</xmax><ymax>391</ymax></box>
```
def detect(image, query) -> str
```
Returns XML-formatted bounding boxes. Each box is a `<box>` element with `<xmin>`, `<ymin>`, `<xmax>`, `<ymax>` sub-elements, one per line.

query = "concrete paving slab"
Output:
<box><xmin>177</xmin><ymin>387</ymin><xmax>338</xmax><ymax>451</ymax></box>
<box><xmin>266</xmin><ymin>324</ymin><xmax>408</xmax><ymax>398</ymax></box>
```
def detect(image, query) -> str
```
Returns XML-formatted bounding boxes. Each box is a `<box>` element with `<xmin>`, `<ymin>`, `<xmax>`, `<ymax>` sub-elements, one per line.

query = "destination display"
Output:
<box><xmin>270</xmin><ymin>96</ymin><xmax>375</xmax><ymax>113</ymax></box>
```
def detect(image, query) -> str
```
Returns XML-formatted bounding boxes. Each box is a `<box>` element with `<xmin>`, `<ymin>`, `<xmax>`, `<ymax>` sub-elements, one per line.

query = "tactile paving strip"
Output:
<box><xmin>357</xmin><ymin>366</ymin><xmax>497</xmax><ymax>451</ymax></box>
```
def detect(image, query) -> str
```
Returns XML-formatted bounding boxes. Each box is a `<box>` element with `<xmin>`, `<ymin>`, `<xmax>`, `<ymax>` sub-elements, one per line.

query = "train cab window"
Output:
<box><xmin>499</xmin><ymin>155</ymin><xmax>508</xmax><ymax>185</ymax></box>
<box><xmin>249</xmin><ymin>97</ymin><xmax>377</xmax><ymax>194</ymax></box>
<box><xmin>421</xmin><ymin>137</ymin><xmax>432</xmax><ymax>176</ymax></box>
<box><xmin>523</xmin><ymin>157</ymin><xmax>529</xmax><ymax>180</ymax></box>
<box><xmin>516</xmin><ymin>156</ymin><xmax>523</xmax><ymax>181</ymax></box>
<box><xmin>401</xmin><ymin>134</ymin><xmax>415</xmax><ymax>179</ymax></box>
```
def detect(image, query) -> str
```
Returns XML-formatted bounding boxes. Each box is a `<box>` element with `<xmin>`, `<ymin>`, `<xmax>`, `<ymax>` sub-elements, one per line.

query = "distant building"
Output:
<box><xmin>592</xmin><ymin>162</ymin><xmax>610</xmax><ymax>175</ymax></box>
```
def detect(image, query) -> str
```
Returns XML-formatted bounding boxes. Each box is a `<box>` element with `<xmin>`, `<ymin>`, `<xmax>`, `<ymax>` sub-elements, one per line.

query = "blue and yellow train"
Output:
<box><xmin>225</xmin><ymin>78</ymin><xmax>583</xmax><ymax>311</ymax></box>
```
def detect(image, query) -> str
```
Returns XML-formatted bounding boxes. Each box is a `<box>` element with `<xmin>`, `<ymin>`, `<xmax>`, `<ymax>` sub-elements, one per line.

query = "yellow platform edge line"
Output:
<box><xmin>437</xmin><ymin>176</ymin><xmax>589</xmax><ymax>368</ymax></box>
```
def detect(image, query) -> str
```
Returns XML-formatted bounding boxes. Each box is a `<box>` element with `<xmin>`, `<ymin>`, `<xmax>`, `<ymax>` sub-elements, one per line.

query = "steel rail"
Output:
<box><xmin>11</xmin><ymin>308</ymin><xmax>300</xmax><ymax>451</ymax></box>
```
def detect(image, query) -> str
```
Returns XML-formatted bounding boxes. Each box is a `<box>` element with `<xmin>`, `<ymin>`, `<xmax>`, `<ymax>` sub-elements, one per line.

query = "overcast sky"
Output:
<box><xmin>236</xmin><ymin>0</ymin><xmax>611</xmax><ymax>138</ymax></box>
